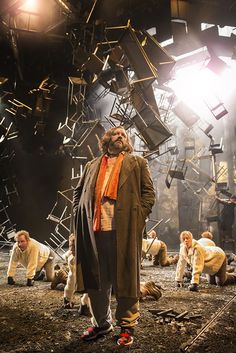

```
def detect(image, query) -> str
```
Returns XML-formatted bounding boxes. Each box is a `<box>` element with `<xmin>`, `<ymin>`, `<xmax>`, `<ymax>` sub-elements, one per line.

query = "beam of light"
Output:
<box><xmin>169</xmin><ymin>64</ymin><xmax>215</xmax><ymax>116</ymax></box>
<box><xmin>215</xmin><ymin>57</ymin><xmax>236</xmax><ymax>98</ymax></box>
<box><xmin>169</xmin><ymin>59</ymin><xmax>236</xmax><ymax>119</ymax></box>
<box><xmin>56</xmin><ymin>0</ymin><xmax>72</xmax><ymax>14</ymax></box>
<box><xmin>19</xmin><ymin>0</ymin><xmax>38</xmax><ymax>13</ymax></box>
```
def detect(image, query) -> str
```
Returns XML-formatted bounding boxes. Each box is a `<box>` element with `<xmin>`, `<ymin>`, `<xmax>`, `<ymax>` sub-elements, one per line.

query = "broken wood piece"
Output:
<box><xmin>149</xmin><ymin>308</ymin><xmax>173</xmax><ymax>316</ymax></box>
<box><xmin>149</xmin><ymin>309</ymin><xmax>163</xmax><ymax>315</ymax></box>
<box><xmin>175</xmin><ymin>311</ymin><xmax>189</xmax><ymax>321</ymax></box>
<box><xmin>157</xmin><ymin>309</ymin><xmax>174</xmax><ymax>316</ymax></box>
<box><xmin>166</xmin><ymin>313</ymin><xmax>177</xmax><ymax>318</ymax></box>
<box><xmin>188</xmin><ymin>314</ymin><xmax>202</xmax><ymax>320</ymax></box>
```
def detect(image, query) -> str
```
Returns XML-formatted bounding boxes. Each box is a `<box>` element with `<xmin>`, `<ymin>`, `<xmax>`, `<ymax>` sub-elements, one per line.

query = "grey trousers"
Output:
<box><xmin>87</xmin><ymin>231</ymin><xmax>140</xmax><ymax>329</ymax></box>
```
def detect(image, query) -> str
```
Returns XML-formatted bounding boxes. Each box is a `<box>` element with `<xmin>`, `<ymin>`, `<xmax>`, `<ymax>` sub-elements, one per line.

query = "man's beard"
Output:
<box><xmin>109</xmin><ymin>139</ymin><xmax>127</xmax><ymax>153</ymax></box>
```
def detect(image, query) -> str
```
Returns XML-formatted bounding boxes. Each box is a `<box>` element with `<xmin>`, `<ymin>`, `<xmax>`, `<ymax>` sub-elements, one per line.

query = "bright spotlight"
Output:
<box><xmin>169</xmin><ymin>63</ymin><xmax>230</xmax><ymax>121</ymax></box>
<box><xmin>19</xmin><ymin>0</ymin><xmax>38</xmax><ymax>13</ymax></box>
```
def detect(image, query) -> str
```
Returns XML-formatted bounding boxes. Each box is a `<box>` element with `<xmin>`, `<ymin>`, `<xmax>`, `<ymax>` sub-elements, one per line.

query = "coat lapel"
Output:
<box><xmin>89</xmin><ymin>156</ymin><xmax>103</xmax><ymax>194</ymax></box>
<box><xmin>119</xmin><ymin>154</ymin><xmax>137</xmax><ymax>189</ymax></box>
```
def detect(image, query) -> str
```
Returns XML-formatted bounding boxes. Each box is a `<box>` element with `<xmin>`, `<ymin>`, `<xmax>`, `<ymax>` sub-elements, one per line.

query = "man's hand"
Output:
<box><xmin>175</xmin><ymin>281</ymin><xmax>184</xmax><ymax>288</ymax></box>
<box><xmin>63</xmin><ymin>297</ymin><xmax>74</xmax><ymax>309</ymax></box>
<box><xmin>27</xmin><ymin>279</ymin><xmax>34</xmax><ymax>286</ymax></box>
<box><xmin>7</xmin><ymin>276</ymin><xmax>15</xmax><ymax>285</ymax></box>
<box><xmin>188</xmin><ymin>283</ymin><xmax>199</xmax><ymax>292</ymax></box>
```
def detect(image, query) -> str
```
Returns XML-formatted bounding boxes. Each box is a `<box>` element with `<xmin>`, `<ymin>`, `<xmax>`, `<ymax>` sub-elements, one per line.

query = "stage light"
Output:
<box><xmin>169</xmin><ymin>63</ymin><xmax>210</xmax><ymax>118</ymax></box>
<box><xmin>170</xmin><ymin>61</ymin><xmax>232</xmax><ymax>122</ymax></box>
<box><xmin>19</xmin><ymin>0</ymin><xmax>38</xmax><ymax>13</ymax></box>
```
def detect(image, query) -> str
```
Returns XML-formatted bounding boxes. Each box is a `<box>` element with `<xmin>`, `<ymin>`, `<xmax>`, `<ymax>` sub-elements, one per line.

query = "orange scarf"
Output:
<box><xmin>93</xmin><ymin>153</ymin><xmax>124</xmax><ymax>232</ymax></box>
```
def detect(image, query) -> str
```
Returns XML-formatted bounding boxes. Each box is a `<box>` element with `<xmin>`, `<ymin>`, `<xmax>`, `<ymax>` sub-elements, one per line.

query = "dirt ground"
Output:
<box><xmin>0</xmin><ymin>250</ymin><xmax>236</xmax><ymax>353</ymax></box>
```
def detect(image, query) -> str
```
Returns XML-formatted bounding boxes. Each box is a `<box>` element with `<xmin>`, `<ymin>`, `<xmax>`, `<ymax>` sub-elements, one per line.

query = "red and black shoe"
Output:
<box><xmin>81</xmin><ymin>324</ymin><xmax>113</xmax><ymax>341</ymax></box>
<box><xmin>117</xmin><ymin>328</ymin><xmax>134</xmax><ymax>346</ymax></box>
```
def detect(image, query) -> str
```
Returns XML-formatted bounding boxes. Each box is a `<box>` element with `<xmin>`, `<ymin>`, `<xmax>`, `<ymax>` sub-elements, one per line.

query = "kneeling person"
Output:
<box><xmin>175</xmin><ymin>230</ymin><xmax>236</xmax><ymax>292</ymax></box>
<box><xmin>142</xmin><ymin>230</ymin><xmax>178</xmax><ymax>266</ymax></box>
<box><xmin>197</xmin><ymin>231</ymin><xmax>216</xmax><ymax>247</ymax></box>
<box><xmin>7</xmin><ymin>230</ymin><xmax>55</xmax><ymax>286</ymax></box>
<box><xmin>62</xmin><ymin>234</ymin><xmax>90</xmax><ymax>316</ymax></box>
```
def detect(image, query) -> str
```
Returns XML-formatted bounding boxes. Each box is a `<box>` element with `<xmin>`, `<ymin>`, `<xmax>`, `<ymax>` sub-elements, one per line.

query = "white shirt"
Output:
<box><xmin>197</xmin><ymin>238</ymin><xmax>216</xmax><ymax>247</ymax></box>
<box><xmin>175</xmin><ymin>239</ymin><xmax>225</xmax><ymax>284</ymax></box>
<box><xmin>7</xmin><ymin>238</ymin><xmax>50</xmax><ymax>279</ymax></box>
<box><xmin>142</xmin><ymin>238</ymin><xmax>162</xmax><ymax>256</ymax></box>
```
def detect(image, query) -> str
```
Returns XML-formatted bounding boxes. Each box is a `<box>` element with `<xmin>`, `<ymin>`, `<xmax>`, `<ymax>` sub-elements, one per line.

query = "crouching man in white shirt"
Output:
<box><xmin>175</xmin><ymin>230</ymin><xmax>236</xmax><ymax>292</ymax></box>
<box><xmin>7</xmin><ymin>230</ymin><xmax>55</xmax><ymax>286</ymax></box>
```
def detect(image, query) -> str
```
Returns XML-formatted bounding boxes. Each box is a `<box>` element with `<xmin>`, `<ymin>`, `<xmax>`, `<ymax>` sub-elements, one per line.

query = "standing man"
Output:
<box><xmin>73</xmin><ymin>126</ymin><xmax>155</xmax><ymax>346</ymax></box>
<box><xmin>7</xmin><ymin>230</ymin><xmax>55</xmax><ymax>286</ymax></box>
